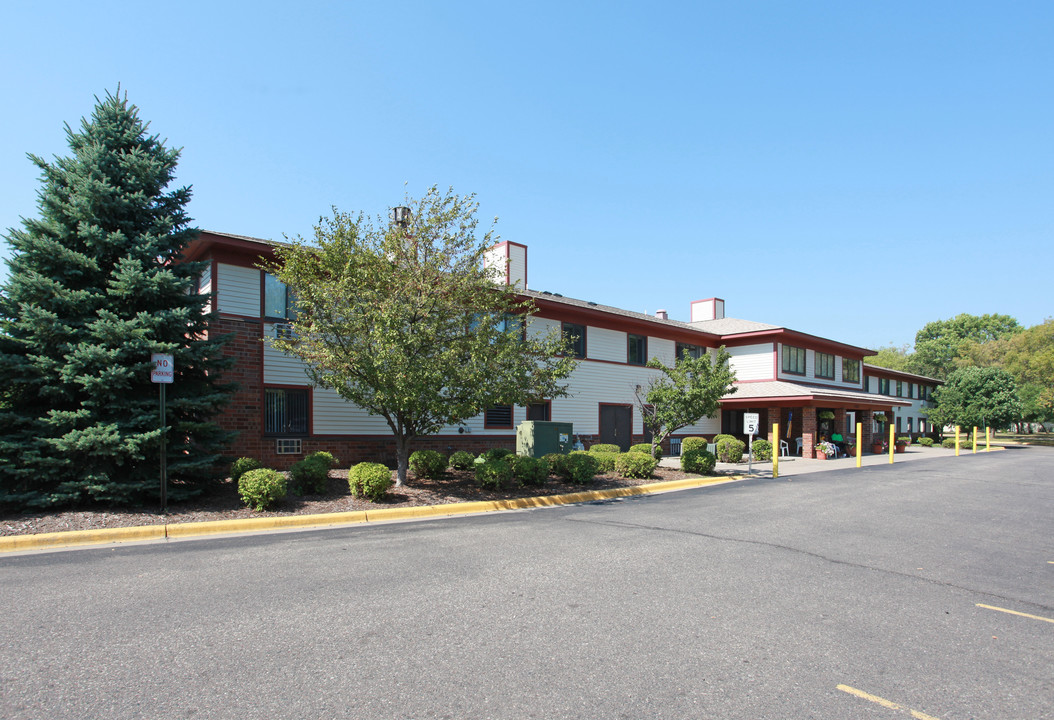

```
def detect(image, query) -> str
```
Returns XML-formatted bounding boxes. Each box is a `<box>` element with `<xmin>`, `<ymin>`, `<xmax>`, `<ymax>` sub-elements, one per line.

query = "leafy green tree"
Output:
<box><xmin>864</xmin><ymin>343</ymin><xmax>914</xmax><ymax>372</ymax></box>
<box><xmin>0</xmin><ymin>90</ymin><xmax>233</xmax><ymax>509</ymax></box>
<box><xmin>925</xmin><ymin>366</ymin><xmax>1021</xmax><ymax>432</ymax></box>
<box><xmin>636</xmin><ymin>348</ymin><xmax>737</xmax><ymax>457</ymax></box>
<box><xmin>266</xmin><ymin>187</ymin><xmax>577</xmax><ymax>486</ymax></box>
<box><xmin>911</xmin><ymin>313</ymin><xmax>1022</xmax><ymax>379</ymax></box>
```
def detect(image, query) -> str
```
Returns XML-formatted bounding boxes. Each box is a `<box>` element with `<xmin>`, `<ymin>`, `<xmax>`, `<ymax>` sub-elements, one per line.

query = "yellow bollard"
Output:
<box><xmin>856</xmin><ymin>422</ymin><xmax>862</xmax><ymax>468</ymax></box>
<box><xmin>889</xmin><ymin>424</ymin><xmax>894</xmax><ymax>464</ymax></box>
<box><xmin>773</xmin><ymin>422</ymin><xmax>779</xmax><ymax>479</ymax></box>
<box><xmin>955</xmin><ymin>426</ymin><xmax>960</xmax><ymax>456</ymax></box>
<box><xmin>972</xmin><ymin>426</ymin><xmax>978</xmax><ymax>454</ymax></box>
<box><xmin>986</xmin><ymin>426</ymin><xmax>991</xmax><ymax>452</ymax></box>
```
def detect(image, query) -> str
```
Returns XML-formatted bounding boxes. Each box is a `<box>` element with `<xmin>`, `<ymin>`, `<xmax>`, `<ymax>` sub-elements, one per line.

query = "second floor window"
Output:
<box><xmin>782</xmin><ymin>345</ymin><xmax>806</xmax><ymax>375</ymax></box>
<box><xmin>816</xmin><ymin>352</ymin><xmax>835</xmax><ymax>379</ymax></box>
<box><xmin>562</xmin><ymin>322</ymin><xmax>586</xmax><ymax>359</ymax></box>
<box><xmin>676</xmin><ymin>343</ymin><xmax>705</xmax><ymax>360</ymax></box>
<box><xmin>627</xmin><ymin>334</ymin><xmax>647</xmax><ymax>365</ymax></box>
<box><xmin>264</xmin><ymin>273</ymin><xmax>296</xmax><ymax>320</ymax></box>
<box><xmin>879</xmin><ymin>378</ymin><xmax>891</xmax><ymax>395</ymax></box>
<box><xmin>896</xmin><ymin>380</ymin><xmax>903</xmax><ymax>397</ymax></box>
<box><xmin>843</xmin><ymin>359</ymin><xmax>860</xmax><ymax>383</ymax></box>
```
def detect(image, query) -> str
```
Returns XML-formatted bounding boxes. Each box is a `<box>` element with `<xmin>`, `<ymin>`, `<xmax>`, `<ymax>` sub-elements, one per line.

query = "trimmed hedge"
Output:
<box><xmin>615</xmin><ymin>451</ymin><xmax>658</xmax><ymax>479</ymax></box>
<box><xmin>682</xmin><ymin>449</ymin><xmax>716</xmax><ymax>474</ymax></box>
<box><xmin>751</xmin><ymin>438</ymin><xmax>772</xmax><ymax>461</ymax></box>
<box><xmin>230</xmin><ymin>457</ymin><xmax>262</xmax><ymax>483</ymax></box>
<box><xmin>681</xmin><ymin>437</ymin><xmax>708</xmax><ymax>454</ymax></box>
<box><xmin>713</xmin><ymin>434</ymin><xmax>736</xmax><ymax>447</ymax></box>
<box><xmin>591</xmin><ymin>451</ymin><xmax>618</xmax><ymax>473</ymax></box>
<box><xmin>588</xmin><ymin>443</ymin><xmax>621</xmax><ymax>454</ymax></box>
<box><xmin>563</xmin><ymin>452</ymin><xmax>600</xmax><ymax>484</ymax></box>
<box><xmin>448</xmin><ymin>450</ymin><xmax>476</xmax><ymax>470</ymax></box>
<box><xmin>238</xmin><ymin>468</ymin><xmax>287</xmax><ymax>511</ymax></box>
<box><xmin>478</xmin><ymin>448</ymin><xmax>514</xmax><ymax>462</ymax></box>
<box><xmin>543</xmin><ymin>453</ymin><xmax>569</xmax><ymax>478</ymax></box>
<box><xmin>348</xmin><ymin>462</ymin><xmax>393</xmax><ymax>501</ymax></box>
<box><xmin>629</xmin><ymin>443</ymin><xmax>662</xmax><ymax>460</ymax></box>
<box><xmin>511</xmin><ymin>455</ymin><xmax>549</xmax><ymax>486</ymax></box>
<box><xmin>716</xmin><ymin>437</ymin><xmax>745</xmax><ymax>463</ymax></box>
<box><xmin>289</xmin><ymin>451</ymin><xmax>337</xmax><ymax>494</ymax></box>
<box><xmin>918</xmin><ymin>437</ymin><xmax>934</xmax><ymax>447</ymax></box>
<box><xmin>409</xmin><ymin>449</ymin><xmax>447</xmax><ymax>479</ymax></box>
<box><xmin>475</xmin><ymin>458</ymin><xmax>513</xmax><ymax>489</ymax></box>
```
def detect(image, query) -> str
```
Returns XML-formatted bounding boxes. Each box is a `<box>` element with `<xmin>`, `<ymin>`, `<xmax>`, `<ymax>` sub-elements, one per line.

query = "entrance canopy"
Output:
<box><xmin>721</xmin><ymin>380</ymin><xmax>911</xmax><ymax>410</ymax></box>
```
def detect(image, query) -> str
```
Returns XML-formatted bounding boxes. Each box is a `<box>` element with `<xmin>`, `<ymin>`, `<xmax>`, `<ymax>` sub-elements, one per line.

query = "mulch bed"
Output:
<box><xmin>0</xmin><ymin>466</ymin><xmax>712</xmax><ymax>537</ymax></box>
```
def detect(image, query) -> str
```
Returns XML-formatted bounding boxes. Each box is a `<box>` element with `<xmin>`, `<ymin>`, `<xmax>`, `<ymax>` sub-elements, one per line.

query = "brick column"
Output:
<box><xmin>802</xmin><ymin>406</ymin><xmax>817</xmax><ymax>458</ymax></box>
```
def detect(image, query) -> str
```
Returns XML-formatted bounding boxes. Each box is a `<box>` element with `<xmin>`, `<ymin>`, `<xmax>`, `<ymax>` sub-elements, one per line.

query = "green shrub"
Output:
<box><xmin>564</xmin><ymin>452</ymin><xmax>600</xmax><ymax>484</ymax></box>
<box><xmin>716</xmin><ymin>437</ymin><xmax>745</xmax><ymax>463</ymax></box>
<box><xmin>409</xmin><ymin>449</ymin><xmax>447</xmax><ymax>479</ymax></box>
<box><xmin>681</xmin><ymin>449</ymin><xmax>716</xmax><ymax>474</ymax></box>
<box><xmin>681</xmin><ymin>437</ymin><xmax>708</xmax><ymax>454</ymax></box>
<box><xmin>230</xmin><ymin>457</ymin><xmax>262</xmax><ymax>483</ymax></box>
<box><xmin>918</xmin><ymin>437</ymin><xmax>934</xmax><ymax>447</ymax></box>
<box><xmin>511</xmin><ymin>456</ymin><xmax>549</xmax><ymax>486</ymax></box>
<box><xmin>448</xmin><ymin>451</ymin><xmax>475</xmax><ymax>470</ymax></box>
<box><xmin>713</xmin><ymin>434</ymin><xmax>736</xmax><ymax>445</ymax></box>
<box><xmin>615</xmin><ymin>451</ymin><xmax>658</xmax><ymax>479</ymax></box>
<box><xmin>237</xmin><ymin>468</ymin><xmax>287</xmax><ymax>511</ymax></box>
<box><xmin>289</xmin><ymin>452</ymin><xmax>336</xmax><ymax>494</ymax></box>
<box><xmin>629</xmin><ymin>443</ymin><xmax>662</xmax><ymax>459</ymax></box>
<box><xmin>348</xmin><ymin>462</ymin><xmax>393</xmax><ymax>501</ymax></box>
<box><xmin>588</xmin><ymin>443</ymin><xmax>620</xmax><ymax>454</ymax></box>
<box><xmin>543</xmin><ymin>453</ymin><xmax>569</xmax><ymax>477</ymax></box>
<box><xmin>478</xmin><ymin>448</ymin><xmax>514</xmax><ymax>462</ymax></box>
<box><xmin>590</xmin><ymin>451</ymin><xmax>618</xmax><ymax>473</ymax></box>
<box><xmin>751</xmin><ymin>438</ymin><xmax>772</xmax><ymax>461</ymax></box>
<box><xmin>475</xmin><ymin>458</ymin><xmax>513</xmax><ymax>490</ymax></box>
<box><xmin>961</xmin><ymin>440</ymin><xmax>973</xmax><ymax>449</ymax></box>
<box><xmin>896</xmin><ymin>436</ymin><xmax>911</xmax><ymax>446</ymax></box>
<box><xmin>941</xmin><ymin>438</ymin><xmax>956</xmax><ymax>448</ymax></box>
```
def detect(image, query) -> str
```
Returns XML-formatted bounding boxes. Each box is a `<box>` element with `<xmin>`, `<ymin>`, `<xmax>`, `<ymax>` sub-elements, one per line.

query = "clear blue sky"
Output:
<box><xmin>2</xmin><ymin>1</ymin><xmax>1051</xmax><ymax>351</ymax></box>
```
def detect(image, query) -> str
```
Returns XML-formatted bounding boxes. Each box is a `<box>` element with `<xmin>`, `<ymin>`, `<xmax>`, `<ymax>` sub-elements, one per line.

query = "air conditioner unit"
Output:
<box><xmin>276</xmin><ymin>438</ymin><xmax>302</xmax><ymax>455</ymax></box>
<box><xmin>274</xmin><ymin>323</ymin><xmax>295</xmax><ymax>339</ymax></box>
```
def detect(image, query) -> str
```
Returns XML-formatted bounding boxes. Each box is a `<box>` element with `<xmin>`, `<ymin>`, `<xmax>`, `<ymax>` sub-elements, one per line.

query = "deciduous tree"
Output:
<box><xmin>911</xmin><ymin>313</ymin><xmax>1022</xmax><ymax>379</ymax></box>
<box><xmin>636</xmin><ymin>348</ymin><xmax>737</xmax><ymax>457</ymax></box>
<box><xmin>926</xmin><ymin>366</ymin><xmax>1021</xmax><ymax>432</ymax></box>
<box><xmin>266</xmin><ymin>187</ymin><xmax>577</xmax><ymax>486</ymax></box>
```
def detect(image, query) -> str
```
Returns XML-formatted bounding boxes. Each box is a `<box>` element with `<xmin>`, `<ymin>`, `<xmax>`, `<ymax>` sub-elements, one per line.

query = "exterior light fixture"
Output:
<box><xmin>390</xmin><ymin>206</ymin><xmax>411</xmax><ymax>227</ymax></box>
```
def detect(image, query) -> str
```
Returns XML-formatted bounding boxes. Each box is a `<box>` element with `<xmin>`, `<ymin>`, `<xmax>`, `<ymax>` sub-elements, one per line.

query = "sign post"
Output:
<box><xmin>743</xmin><ymin>412</ymin><xmax>760</xmax><ymax>475</ymax></box>
<box><xmin>151</xmin><ymin>354</ymin><xmax>174</xmax><ymax>511</ymax></box>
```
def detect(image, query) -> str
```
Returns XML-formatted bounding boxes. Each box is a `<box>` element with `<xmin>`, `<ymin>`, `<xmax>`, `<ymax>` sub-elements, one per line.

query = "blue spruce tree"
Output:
<box><xmin>0</xmin><ymin>90</ymin><xmax>234</xmax><ymax>508</ymax></box>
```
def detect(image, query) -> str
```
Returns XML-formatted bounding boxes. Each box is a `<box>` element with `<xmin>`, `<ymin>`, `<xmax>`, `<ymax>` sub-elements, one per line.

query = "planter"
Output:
<box><xmin>815</xmin><ymin>450</ymin><xmax>832</xmax><ymax>460</ymax></box>
<box><xmin>895</xmin><ymin>444</ymin><xmax>906</xmax><ymax>453</ymax></box>
<box><xmin>871</xmin><ymin>443</ymin><xmax>885</xmax><ymax>454</ymax></box>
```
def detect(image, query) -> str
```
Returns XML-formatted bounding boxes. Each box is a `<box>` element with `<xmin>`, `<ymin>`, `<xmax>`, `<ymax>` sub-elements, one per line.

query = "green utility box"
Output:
<box><xmin>516</xmin><ymin>421</ymin><xmax>574</xmax><ymax>458</ymax></box>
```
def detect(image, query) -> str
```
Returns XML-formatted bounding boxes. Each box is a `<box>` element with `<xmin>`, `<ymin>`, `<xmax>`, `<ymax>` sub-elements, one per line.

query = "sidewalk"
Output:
<box><xmin>660</xmin><ymin>444</ymin><xmax>1002</xmax><ymax>478</ymax></box>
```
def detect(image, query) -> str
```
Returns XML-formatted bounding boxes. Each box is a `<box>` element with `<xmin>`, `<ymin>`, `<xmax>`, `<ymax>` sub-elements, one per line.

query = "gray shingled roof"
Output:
<box><xmin>689</xmin><ymin>317</ymin><xmax>781</xmax><ymax>334</ymax></box>
<box><xmin>521</xmin><ymin>289</ymin><xmax>716</xmax><ymax>336</ymax></box>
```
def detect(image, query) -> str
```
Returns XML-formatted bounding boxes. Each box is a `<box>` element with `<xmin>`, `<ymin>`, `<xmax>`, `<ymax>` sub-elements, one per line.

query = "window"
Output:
<box><xmin>907</xmin><ymin>417</ymin><xmax>913</xmax><ymax>433</ymax></box>
<box><xmin>627</xmin><ymin>334</ymin><xmax>647</xmax><ymax>365</ymax></box>
<box><xmin>264</xmin><ymin>273</ymin><xmax>296</xmax><ymax>320</ymax></box>
<box><xmin>816</xmin><ymin>352</ymin><xmax>835</xmax><ymax>379</ymax></box>
<box><xmin>495</xmin><ymin>313</ymin><xmax>524</xmax><ymax>337</ymax></box>
<box><xmin>485</xmin><ymin>405</ymin><xmax>513</xmax><ymax>428</ymax></box>
<box><xmin>676</xmin><ymin>343</ymin><xmax>704</xmax><ymax>360</ymax></box>
<box><xmin>782</xmin><ymin>345</ymin><xmax>806</xmax><ymax>375</ymax></box>
<box><xmin>843</xmin><ymin>358</ymin><xmax>860</xmax><ymax>383</ymax></box>
<box><xmin>878</xmin><ymin>378</ymin><xmax>891</xmax><ymax>395</ymax></box>
<box><xmin>526</xmin><ymin>401</ymin><xmax>551</xmax><ymax>421</ymax></box>
<box><xmin>562</xmin><ymin>322</ymin><xmax>586</xmax><ymax>359</ymax></box>
<box><xmin>896</xmin><ymin>380</ymin><xmax>903</xmax><ymax>397</ymax></box>
<box><xmin>264</xmin><ymin>388</ymin><xmax>308</xmax><ymax>435</ymax></box>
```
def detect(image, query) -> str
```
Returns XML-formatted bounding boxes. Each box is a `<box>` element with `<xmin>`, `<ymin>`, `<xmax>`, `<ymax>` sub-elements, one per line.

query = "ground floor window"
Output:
<box><xmin>526</xmin><ymin>401</ymin><xmax>551</xmax><ymax>421</ymax></box>
<box><xmin>265</xmin><ymin>388</ymin><xmax>309</xmax><ymax>435</ymax></box>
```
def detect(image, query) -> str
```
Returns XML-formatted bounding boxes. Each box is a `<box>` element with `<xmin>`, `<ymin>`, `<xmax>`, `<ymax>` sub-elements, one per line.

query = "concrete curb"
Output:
<box><xmin>0</xmin><ymin>474</ymin><xmax>741</xmax><ymax>554</ymax></box>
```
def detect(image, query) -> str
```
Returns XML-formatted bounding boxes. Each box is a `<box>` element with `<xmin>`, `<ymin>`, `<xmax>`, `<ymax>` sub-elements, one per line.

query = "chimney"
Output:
<box><xmin>484</xmin><ymin>241</ymin><xmax>527</xmax><ymax>288</ymax></box>
<box><xmin>655</xmin><ymin>309</ymin><xmax>668</xmax><ymax>320</ymax></box>
<box><xmin>690</xmin><ymin>298</ymin><xmax>725</xmax><ymax>322</ymax></box>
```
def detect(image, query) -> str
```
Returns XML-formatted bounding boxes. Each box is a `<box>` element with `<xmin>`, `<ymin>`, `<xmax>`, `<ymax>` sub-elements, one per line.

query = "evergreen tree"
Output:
<box><xmin>0</xmin><ymin>90</ymin><xmax>233</xmax><ymax>508</ymax></box>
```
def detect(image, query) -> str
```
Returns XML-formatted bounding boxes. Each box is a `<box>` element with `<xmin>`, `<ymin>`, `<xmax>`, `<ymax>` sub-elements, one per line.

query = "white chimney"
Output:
<box><xmin>690</xmin><ymin>298</ymin><xmax>725</xmax><ymax>322</ymax></box>
<box><xmin>484</xmin><ymin>241</ymin><xmax>527</xmax><ymax>288</ymax></box>
<box><xmin>655</xmin><ymin>309</ymin><xmax>668</xmax><ymax>320</ymax></box>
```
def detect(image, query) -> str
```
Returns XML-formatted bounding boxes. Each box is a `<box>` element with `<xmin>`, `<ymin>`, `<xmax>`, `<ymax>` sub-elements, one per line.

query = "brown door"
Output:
<box><xmin>599</xmin><ymin>404</ymin><xmax>632</xmax><ymax>451</ymax></box>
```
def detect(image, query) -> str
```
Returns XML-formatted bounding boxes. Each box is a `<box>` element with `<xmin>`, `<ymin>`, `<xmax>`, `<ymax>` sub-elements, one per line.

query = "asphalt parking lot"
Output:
<box><xmin>1</xmin><ymin>446</ymin><xmax>1051</xmax><ymax>719</ymax></box>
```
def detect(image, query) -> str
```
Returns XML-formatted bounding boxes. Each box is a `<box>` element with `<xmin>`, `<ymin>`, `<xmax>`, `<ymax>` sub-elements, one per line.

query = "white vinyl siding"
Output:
<box><xmin>727</xmin><ymin>344</ymin><xmax>773</xmax><ymax>380</ymax></box>
<box><xmin>216</xmin><ymin>263</ymin><xmax>260</xmax><ymax>317</ymax></box>
<box><xmin>262</xmin><ymin>331</ymin><xmax>312</xmax><ymax>385</ymax></box>
<box><xmin>588</xmin><ymin>327</ymin><xmax>626</xmax><ymax>363</ymax></box>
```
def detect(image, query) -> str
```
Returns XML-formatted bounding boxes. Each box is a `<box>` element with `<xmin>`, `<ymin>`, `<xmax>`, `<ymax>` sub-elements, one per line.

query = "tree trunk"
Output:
<box><xmin>394</xmin><ymin>435</ymin><xmax>409</xmax><ymax>487</ymax></box>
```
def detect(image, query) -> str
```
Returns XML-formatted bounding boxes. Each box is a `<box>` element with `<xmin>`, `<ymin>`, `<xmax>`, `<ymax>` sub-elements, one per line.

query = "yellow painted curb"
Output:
<box><xmin>0</xmin><ymin>474</ymin><xmax>740</xmax><ymax>553</ymax></box>
<box><xmin>0</xmin><ymin>524</ymin><xmax>166</xmax><ymax>552</ymax></box>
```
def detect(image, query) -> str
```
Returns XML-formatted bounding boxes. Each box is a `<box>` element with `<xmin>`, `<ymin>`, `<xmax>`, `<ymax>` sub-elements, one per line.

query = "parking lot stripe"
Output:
<box><xmin>976</xmin><ymin>604</ymin><xmax>1054</xmax><ymax>624</ymax></box>
<box><xmin>836</xmin><ymin>685</ymin><xmax>941</xmax><ymax>720</ymax></box>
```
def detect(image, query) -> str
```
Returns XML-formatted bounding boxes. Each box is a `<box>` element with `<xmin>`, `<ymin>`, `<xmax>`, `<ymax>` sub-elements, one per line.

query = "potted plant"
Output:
<box><xmin>817</xmin><ymin>410</ymin><xmax>835</xmax><ymax>421</ymax></box>
<box><xmin>815</xmin><ymin>440</ymin><xmax>836</xmax><ymax>459</ymax></box>
<box><xmin>895</xmin><ymin>436</ymin><xmax>910</xmax><ymax>453</ymax></box>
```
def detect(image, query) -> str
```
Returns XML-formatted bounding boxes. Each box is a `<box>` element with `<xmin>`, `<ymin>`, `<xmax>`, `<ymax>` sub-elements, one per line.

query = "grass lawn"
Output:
<box><xmin>994</xmin><ymin>432</ymin><xmax>1054</xmax><ymax>447</ymax></box>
